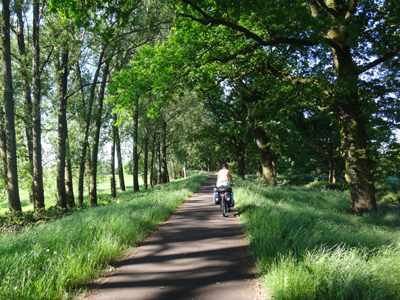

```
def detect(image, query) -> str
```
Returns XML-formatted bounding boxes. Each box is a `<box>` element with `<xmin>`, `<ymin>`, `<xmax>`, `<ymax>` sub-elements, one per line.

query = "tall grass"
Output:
<box><xmin>235</xmin><ymin>178</ymin><xmax>400</xmax><ymax>299</ymax></box>
<box><xmin>0</xmin><ymin>174</ymin><xmax>141</xmax><ymax>215</ymax></box>
<box><xmin>0</xmin><ymin>171</ymin><xmax>208</xmax><ymax>300</ymax></box>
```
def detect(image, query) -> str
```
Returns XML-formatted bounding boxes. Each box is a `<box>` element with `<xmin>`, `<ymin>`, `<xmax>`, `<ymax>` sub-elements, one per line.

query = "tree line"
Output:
<box><xmin>1</xmin><ymin>0</ymin><xmax>399</xmax><ymax>216</ymax></box>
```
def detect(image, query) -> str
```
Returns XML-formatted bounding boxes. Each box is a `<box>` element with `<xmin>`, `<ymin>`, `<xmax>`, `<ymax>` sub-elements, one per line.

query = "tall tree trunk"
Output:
<box><xmin>114</xmin><ymin>113</ymin><xmax>126</xmax><ymax>191</ymax></box>
<box><xmin>150</xmin><ymin>133</ymin><xmax>156</xmax><ymax>188</ymax></box>
<box><xmin>183</xmin><ymin>161</ymin><xmax>187</xmax><ymax>178</ymax></box>
<box><xmin>32</xmin><ymin>0</ymin><xmax>45</xmax><ymax>211</ymax></box>
<box><xmin>161</xmin><ymin>120</ymin><xmax>169</xmax><ymax>183</ymax></box>
<box><xmin>170</xmin><ymin>158</ymin><xmax>176</xmax><ymax>180</ymax></box>
<box><xmin>2</xmin><ymin>0</ymin><xmax>22</xmax><ymax>211</ymax></box>
<box><xmin>78</xmin><ymin>49</ymin><xmax>105</xmax><ymax>206</ymax></box>
<box><xmin>15</xmin><ymin>0</ymin><xmax>34</xmax><ymax>204</ymax></box>
<box><xmin>0</xmin><ymin>112</ymin><xmax>7</xmax><ymax>185</ymax></box>
<box><xmin>143</xmin><ymin>133</ymin><xmax>149</xmax><ymax>189</ymax></box>
<box><xmin>326</xmin><ymin>9</ymin><xmax>377</xmax><ymax>214</ymax></box>
<box><xmin>236</xmin><ymin>86</ymin><xmax>276</xmax><ymax>186</ymax></box>
<box><xmin>246</xmin><ymin>114</ymin><xmax>276</xmax><ymax>185</ymax></box>
<box><xmin>110</xmin><ymin>114</ymin><xmax>117</xmax><ymax>199</ymax></box>
<box><xmin>337</xmin><ymin>98</ymin><xmax>376</xmax><ymax>214</ymax></box>
<box><xmin>65</xmin><ymin>129</ymin><xmax>75</xmax><ymax>207</ymax></box>
<box><xmin>232</xmin><ymin>137</ymin><xmax>245</xmax><ymax>178</ymax></box>
<box><xmin>89</xmin><ymin>60</ymin><xmax>109</xmax><ymax>205</ymax></box>
<box><xmin>110</xmin><ymin>129</ymin><xmax>116</xmax><ymax>199</ymax></box>
<box><xmin>132</xmin><ymin>101</ymin><xmax>140</xmax><ymax>192</ymax></box>
<box><xmin>56</xmin><ymin>49</ymin><xmax>69</xmax><ymax>210</ymax></box>
<box><xmin>157</xmin><ymin>138</ymin><xmax>162</xmax><ymax>184</ymax></box>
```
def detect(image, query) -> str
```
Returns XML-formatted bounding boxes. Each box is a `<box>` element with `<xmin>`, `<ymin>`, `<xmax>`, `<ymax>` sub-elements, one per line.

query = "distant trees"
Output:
<box><xmin>0</xmin><ymin>0</ymin><xmax>399</xmax><ymax>217</ymax></box>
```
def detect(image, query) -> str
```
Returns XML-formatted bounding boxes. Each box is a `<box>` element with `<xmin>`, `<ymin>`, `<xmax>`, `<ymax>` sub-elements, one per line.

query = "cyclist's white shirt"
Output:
<box><xmin>217</xmin><ymin>179</ymin><xmax>229</xmax><ymax>187</ymax></box>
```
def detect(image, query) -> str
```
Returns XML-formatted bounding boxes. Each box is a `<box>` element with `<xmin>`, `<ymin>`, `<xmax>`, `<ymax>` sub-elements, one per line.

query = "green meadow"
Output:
<box><xmin>235</xmin><ymin>177</ymin><xmax>400</xmax><ymax>299</ymax></box>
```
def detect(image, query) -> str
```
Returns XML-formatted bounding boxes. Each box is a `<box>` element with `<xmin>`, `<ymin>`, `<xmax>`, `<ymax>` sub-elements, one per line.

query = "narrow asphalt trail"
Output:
<box><xmin>87</xmin><ymin>175</ymin><xmax>262</xmax><ymax>300</ymax></box>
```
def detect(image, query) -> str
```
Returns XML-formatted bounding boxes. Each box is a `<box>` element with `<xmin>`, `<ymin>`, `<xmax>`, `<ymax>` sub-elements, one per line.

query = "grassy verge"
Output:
<box><xmin>234</xmin><ymin>177</ymin><xmax>400</xmax><ymax>299</ymax></box>
<box><xmin>0</xmin><ymin>171</ymin><xmax>209</xmax><ymax>300</ymax></box>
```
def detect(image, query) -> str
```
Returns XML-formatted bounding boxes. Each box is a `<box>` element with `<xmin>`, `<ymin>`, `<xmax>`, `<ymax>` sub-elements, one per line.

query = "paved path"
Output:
<box><xmin>87</xmin><ymin>175</ymin><xmax>261</xmax><ymax>300</ymax></box>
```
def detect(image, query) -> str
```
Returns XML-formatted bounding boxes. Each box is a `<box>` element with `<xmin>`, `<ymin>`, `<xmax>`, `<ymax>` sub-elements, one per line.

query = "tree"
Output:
<box><xmin>164</xmin><ymin>0</ymin><xmax>400</xmax><ymax>214</ymax></box>
<box><xmin>2</xmin><ymin>0</ymin><xmax>22</xmax><ymax>212</ymax></box>
<box><xmin>31</xmin><ymin>0</ymin><xmax>45</xmax><ymax>211</ymax></box>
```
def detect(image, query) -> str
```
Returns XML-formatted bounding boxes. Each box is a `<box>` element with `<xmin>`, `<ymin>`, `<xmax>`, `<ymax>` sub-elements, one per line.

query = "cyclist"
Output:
<box><xmin>213</xmin><ymin>163</ymin><xmax>235</xmax><ymax>208</ymax></box>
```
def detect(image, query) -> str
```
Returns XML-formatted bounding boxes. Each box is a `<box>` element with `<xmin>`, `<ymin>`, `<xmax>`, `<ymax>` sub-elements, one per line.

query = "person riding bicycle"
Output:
<box><xmin>213</xmin><ymin>163</ymin><xmax>235</xmax><ymax>208</ymax></box>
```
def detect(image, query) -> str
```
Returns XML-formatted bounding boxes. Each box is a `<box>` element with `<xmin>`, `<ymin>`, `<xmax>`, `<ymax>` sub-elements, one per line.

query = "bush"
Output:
<box><xmin>305</xmin><ymin>179</ymin><xmax>348</xmax><ymax>191</ymax></box>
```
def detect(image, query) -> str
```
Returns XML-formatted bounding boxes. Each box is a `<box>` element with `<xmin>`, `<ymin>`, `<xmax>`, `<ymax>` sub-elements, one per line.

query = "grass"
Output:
<box><xmin>234</xmin><ymin>177</ymin><xmax>400</xmax><ymax>300</ymax></box>
<box><xmin>0</xmin><ymin>174</ymin><xmax>142</xmax><ymax>215</ymax></box>
<box><xmin>0</xmin><ymin>171</ymin><xmax>209</xmax><ymax>300</ymax></box>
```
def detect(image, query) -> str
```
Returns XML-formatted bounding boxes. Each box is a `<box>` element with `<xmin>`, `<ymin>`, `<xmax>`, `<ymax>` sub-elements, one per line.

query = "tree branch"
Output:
<box><xmin>180</xmin><ymin>0</ymin><xmax>317</xmax><ymax>47</ymax></box>
<box><xmin>357</xmin><ymin>43</ymin><xmax>400</xmax><ymax>75</ymax></box>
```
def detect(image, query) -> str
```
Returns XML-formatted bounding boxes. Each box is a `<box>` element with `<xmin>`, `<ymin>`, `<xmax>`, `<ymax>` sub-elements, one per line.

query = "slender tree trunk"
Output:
<box><xmin>56</xmin><ymin>49</ymin><xmax>69</xmax><ymax>210</ymax></box>
<box><xmin>32</xmin><ymin>0</ymin><xmax>45</xmax><ymax>211</ymax></box>
<box><xmin>89</xmin><ymin>60</ymin><xmax>110</xmax><ymax>205</ymax></box>
<box><xmin>110</xmin><ymin>128</ymin><xmax>116</xmax><ymax>199</ymax></box>
<box><xmin>15</xmin><ymin>0</ymin><xmax>34</xmax><ymax>204</ymax></box>
<box><xmin>2</xmin><ymin>0</ymin><xmax>22</xmax><ymax>212</ymax></box>
<box><xmin>114</xmin><ymin>114</ymin><xmax>126</xmax><ymax>191</ymax></box>
<box><xmin>170</xmin><ymin>158</ymin><xmax>176</xmax><ymax>180</ymax></box>
<box><xmin>183</xmin><ymin>161</ymin><xmax>187</xmax><ymax>178</ymax></box>
<box><xmin>86</xmin><ymin>148</ymin><xmax>91</xmax><ymax>197</ymax></box>
<box><xmin>78</xmin><ymin>49</ymin><xmax>105</xmax><ymax>206</ymax></box>
<box><xmin>150</xmin><ymin>133</ymin><xmax>156</xmax><ymax>188</ymax></box>
<box><xmin>157</xmin><ymin>138</ymin><xmax>162</xmax><ymax>184</ymax></box>
<box><xmin>143</xmin><ymin>133</ymin><xmax>149</xmax><ymax>189</ymax></box>
<box><xmin>65</xmin><ymin>128</ymin><xmax>75</xmax><ymax>208</ymax></box>
<box><xmin>132</xmin><ymin>101</ymin><xmax>140</xmax><ymax>192</ymax></box>
<box><xmin>161</xmin><ymin>120</ymin><xmax>169</xmax><ymax>183</ymax></box>
<box><xmin>233</xmin><ymin>137</ymin><xmax>245</xmax><ymax>178</ymax></box>
<box><xmin>0</xmin><ymin>112</ymin><xmax>7</xmax><ymax>185</ymax></box>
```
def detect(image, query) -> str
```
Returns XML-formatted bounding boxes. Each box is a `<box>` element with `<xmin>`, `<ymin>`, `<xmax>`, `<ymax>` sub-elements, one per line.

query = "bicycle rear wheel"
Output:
<box><xmin>221</xmin><ymin>198</ymin><xmax>226</xmax><ymax>217</ymax></box>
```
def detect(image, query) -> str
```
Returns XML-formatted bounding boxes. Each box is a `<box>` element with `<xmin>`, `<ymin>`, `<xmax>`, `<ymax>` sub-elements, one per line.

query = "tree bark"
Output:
<box><xmin>114</xmin><ymin>114</ymin><xmax>126</xmax><ymax>191</ymax></box>
<box><xmin>2</xmin><ymin>0</ymin><xmax>22</xmax><ymax>212</ymax></box>
<box><xmin>143</xmin><ymin>133</ymin><xmax>149</xmax><ymax>189</ymax></box>
<box><xmin>132</xmin><ymin>101</ymin><xmax>140</xmax><ymax>192</ymax></box>
<box><xmin>236</xmin><ymin>86</ymin><xmax>276</xmax><ymax>186</ymax></box>
<box><xmin>157</xmin><ymin>138</ymin><xmax>162</xmax><ymax>184</ymax></box>
<box><xmin>56</xmin><ymin>48</ymin><xmax>69</xmax><ymax>210</ymax></box>
<box><xmin>170</xmin><ymin>158</ymin><xmax>177</xmax><ymax>180</ymax></box>
<box><xmin>110</xmin><ymin>125</ymin><xmax>116</xmax><ymax>199</ymax></box>
<box><xmin>161</xmin><ymin>120</ymin><xmax>169</xmax><ymax>183</ymax></box>
<box><xmin>337</xmin><ymin>98</ymin><xmax>377</xmax><ymax>214</ymax></box>
<box><xmin>324</xmin><ymin>2</ymin><xmax>377</xmax><ymax>214</ymax></box>
<box><xmin>150</xmin><ymin>133</ymin><xmax>156</xmax><ymax>188</ymax></box>
<box><xmin>15</xmin><ymin>0</ymin><xmax>34</xmax><ymax>204</ymax></box>
<box><xmin>78</xmin><ymin>49</ymin><xmax>105</xmax><ymax>206</ymax></box>
<box><xmin>32</xmin><ymin>0</ymin><xmax>45</xmax><ymax>211</ymax></box>
<box><xmin>65</xmin><ymin>129</ymin><xmax>75</xmax><ymax>207</ymax></box>
<box><xmin>0</xmin><ymin>112</ymin><xmax>7</xmax><ymax>186</ymax></box>
<box><xmin>232</xmin><ymin>137</ymin><xmax>245</xmax><ymax>178</ymax></box>
<box><xmin>89</xmin><ymin>60</ymin><xmax>110</xmax><ymax>205</ymax></box>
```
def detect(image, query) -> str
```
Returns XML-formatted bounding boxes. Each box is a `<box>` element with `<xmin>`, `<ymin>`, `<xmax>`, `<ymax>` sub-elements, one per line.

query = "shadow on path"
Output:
<box><xmin>87</xmin><ymin>175</ymin><xmax>260</xmax><ymax>300</ymax></box>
